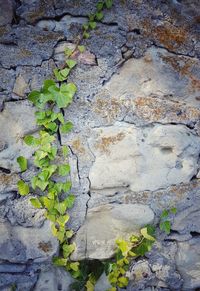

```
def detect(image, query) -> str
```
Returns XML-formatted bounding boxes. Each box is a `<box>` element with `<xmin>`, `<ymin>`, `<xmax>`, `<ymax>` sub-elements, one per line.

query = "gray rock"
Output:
<box><xmin>0</xmin><ymin>263</ymin><xmax>26</xmax><ymax>273</ymax></box>
<box><xmin>34</xmin><ymin>266</ymin><xmax>73</xmax><ymax>291</ymax></box>
<box><xmin>105</xmin><ymin>47</ymin><xmax>200</xmax><ymax>107</ymax></box>
<box><xmin>0</xmin><ymin>220</ymin><xmax>58</xmax><ymax>263</ymax></box>
<box><xmin>0</xmin><ymin>100</ymin><xmax>36</xmax><ymax>174</ymax></box>
<box><xmin>176</xmin><ymin>238</ymin><xmax>200</xmax><ymax>290</ymax></box>
<box><xmin>6</xmin><ymin>196</ymin><xmax>45</xmax><ymax>227</ymax></box>
<box><xmin>0</xmin><ymin>26</ymin><xmax>62</xmax><ymax>68</ymax></box>
<box><xmin>89</xmin><ymin>123</ymin><xmax>200</xmax><ymax>192</ymax></box>
<box><xmin>0</xmin><ymin>0</ymin><xmax>13</xmax><ymax>26</ymax></box>
<box><xmin>172</xmin><ymin>205</ymin><xmax>200</xmax><ymax>234</ymax></box>
<box><xmin>71</xmin><ymin>204</ymin><xmax>154</xmax><ymax>260</ymax></box>
<box><xmin>0</xmin><ymin>273</ymin><xmax>38</xmax><ymax>290</ymax></box>
<box><xmin>95</xmin><ymin>272</ymin><xmax>111</xmax><ymax>291</ymax></box>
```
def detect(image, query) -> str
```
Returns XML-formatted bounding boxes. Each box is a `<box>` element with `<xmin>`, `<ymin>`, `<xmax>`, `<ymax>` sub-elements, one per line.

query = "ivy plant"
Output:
<box><xmin>15</xmin><ymin>1</ymin><xmax>162</xmax><ymax>290</ymax></box>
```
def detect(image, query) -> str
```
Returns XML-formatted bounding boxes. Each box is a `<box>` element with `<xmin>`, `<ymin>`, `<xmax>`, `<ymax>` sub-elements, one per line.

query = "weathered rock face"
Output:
<box><xmin>71</xmin><ymin>204</ymin><xmax>154</xmax><ymax>260</ymax></box>
<box><xmin>89</xmin><ymin>123</ymin><xmax>200</xmax><ymax>192</ymax></box>
<box><xmin>0</xmin><ymin>0</ymin><xmax>200</xmax><ymax>290</ymax></box>
<box><xmin>176</xmin><ymin>238</ymin><xmax>200</xmax><ymax>290</ymax></box>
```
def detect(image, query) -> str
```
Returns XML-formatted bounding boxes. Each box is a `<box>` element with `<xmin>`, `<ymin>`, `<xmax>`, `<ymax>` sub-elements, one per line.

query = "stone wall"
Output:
<box><xmin>0</xmin><ymin>0</ymin><xmax>200</xmax><ymax>290</ymax></box>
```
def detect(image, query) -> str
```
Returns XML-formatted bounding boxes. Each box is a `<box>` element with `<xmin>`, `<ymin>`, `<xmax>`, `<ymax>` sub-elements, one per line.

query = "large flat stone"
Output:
<box><xmin>71</xmin><ymin>204</ymin><xmax>154</xmax><ymax>260</ymax></box>
<box><xmin>0</xmin><ymin>100</ymin><xmax>36</xmax><ymax>173</ymax></box>
<box><xmin>176</xmin><ymin>238</ymin><xmax>200</xmax><ymax>290</ymax></box>
<box><xmin>105</xmin><ymin>47</ymin><xmax>200</xmax><ymax>107</ymax></box>
<box><xmin>89</xmin><ymin>123</ymin><xmax>200</xmax><ymax>192</ymax></box>
<box><xmin>0</xmin><ymin>220</ymin><xmax>58</xmax><ymax>263</ymax></box>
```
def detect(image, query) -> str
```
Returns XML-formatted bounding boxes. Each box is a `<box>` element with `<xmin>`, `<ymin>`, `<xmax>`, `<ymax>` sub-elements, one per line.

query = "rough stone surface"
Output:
<box><xmin>0</xmin><ymin>100</ymin><xmax>36</xmax><ymax>172</ymax></box>
<box><xmin>71</xmin><ymin>204</ymin><xmax>154</xmax><ymax>260</ymax></box>
<box><xmin>176</xmin><ymin>238</ymin><xmax>200</xmax><ymax>290</ymax></box>
<box><xmin>0</xmin><ymin>0</ymin><xmax>200</xmax><ymax>289</ymax></box>
<box><xmin>89</xmin><ymin>123</ymin><xmax>200</xmax><ymax>192</ymax></box>
<box><xmin>0</xmin><ymin>221</ymin><xmax>58</xmax><ymax>263</ymax></box>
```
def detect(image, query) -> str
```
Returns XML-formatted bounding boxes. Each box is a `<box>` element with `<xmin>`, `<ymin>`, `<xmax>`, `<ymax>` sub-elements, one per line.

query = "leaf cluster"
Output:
<box><xmin>159</xmin><ymin>207</ymin><xmax>177</xmax><ymax>234</ymax></box>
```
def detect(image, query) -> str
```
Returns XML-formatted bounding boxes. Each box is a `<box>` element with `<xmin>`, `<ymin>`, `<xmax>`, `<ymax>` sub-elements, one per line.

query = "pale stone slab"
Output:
<box><xmin>71</xmin><ymin>204</ymin><xmax>154</xmax><ymax>260</ymax></box>
<box><xmin>89</xmin><ymin>123</ymin><xmax>200</xmax><ymax>192</ymax></box>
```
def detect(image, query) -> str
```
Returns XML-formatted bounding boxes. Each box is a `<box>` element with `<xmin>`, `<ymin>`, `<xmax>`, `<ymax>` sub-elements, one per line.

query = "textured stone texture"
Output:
<box><xmin>0</xmin><ymin>0</ymin><xmax>200</xmax><ymax>289</ymax></box>
<box><xmin>89</xmin><ymin>123</ymin><xmax>200</xmax><ymax>192</ymax></box>
<box><xmin>176</xmin><ymin>238</ymin><xmax>200</xmax><ymax>290</ymax></box>
<box><xmin>0</xmin><ymin>220</ymin><xmax>58</xmax><ymax>263</ymax></box>
<box><xmin>71</xmin><ymin>204</ymin><xmax>154</xmax><ymax>260</ymax></box>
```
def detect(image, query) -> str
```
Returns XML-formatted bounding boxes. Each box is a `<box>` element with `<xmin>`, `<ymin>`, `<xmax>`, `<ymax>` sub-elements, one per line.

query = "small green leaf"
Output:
<box><xmin>96</xmin><ymin>11</ymin><xmax>104</xmax><ymax>21</ymax></box>
<box><xmin>62</xmin><ymin>145</ymin><xmax>69</xmax><ymax>157</ymax></box>
<box><xmin>28</xmin><ymin>90</ymin><xmax>40</xmax><ymax>105</ymax></box>
<box><xmin>118</xmin><ymin>276</ymin><xmax>129</xmax><ymax>287</ymax></box>
<box><xmin>54</xmin><ymin>68</ymin><xmax>67</xmax><ymax>82</ymax></box>
<box><xmin>78</xmin><ymin>45</ymin><xmax>85</xmax><ymax>53</ymax></box>
<box><xmin>30</xmin><ymin>197</ymin><xmax>42</xmax><ymax>208</ymax></box>
<box><xmin>57</xmin><ymin>214</ymin><xmax>70</xmax><ymax>226</ymax></box>
<box><xmin>88</xmin><ymin>14</ymin><xmax>95</xmax><ymax>21</ymax></box>
<box><xmin>83</xmin><ymin>31</ymin><xmax>90</xmax><ymax>39</ymax></box>
<box><xmin>24</xmin><ymin>135</ymin><xmax>39</xmax><ymax>146</ymax></box>
<box><xmin>17</xmin><ymin>156</ymin><xmax>27</xmax><ymax>172</ymax></box>
<box><xmin>160</xmin><ymin>220</ymin><xmax>171</xmax><ymax>234</ymax></box>
<box><xmin>53</xmin><ymin>257</ymin><xmax>67</xmax><ymax>267</ymax></box>
<box><xmin>66</xmin><ymin>59</ymin><xmax>77</xmax><ymax>69</ymax></box>
<box><xmin>83</xmin><ymin>23</ymin><xmax>89</xmax><ymax>31</ymax></box>
<box><xmin>62</xmin><ymin>181</ymin><xmax>72</xmax><ymax>192</ymax></box>
<box><xmin>60</xmin><ymin>121</ymin><xmax>73</xmax><ymax>133</ymax></box>
<box><xmin>70</xmin><ymin>262</ymin><xmax>79</xmax><ymax>272</ymax></box>
<box><xmin>89</xmin><ymin>21</ymin><xmax>97</xmax><ymax>30</ymax></box>
<box><xmin>171</xmin><ymin>207</ymin><xmax>177</xmax><ymax>214</ymax></box>
<box><xmin>43</xmin><ymin>197</ymin><xmax>54</xmax><ymax>210</ymax></box>
<box><xmin>96</xmin><ymin>1</ymin><xmax>104</xmax><ymax>11</ymax></box>
<box><xmin>55</xmin><ymin>199</ymin><xmax>68</xmax><ymax>215</ymax></box>
<box><xmin>161</xmin><ymin>209</ymin><xmax>169</xmax><ymax>218</ymax></box>
<box><xmin>105</xmin><ymin>0</ymin><xmax>113</xmax><ymax>9</ymax></box>
<box><xmin>17</xmin><ymin>180</ymin><xmax>29</xmax><ymax>196</ymax></box>
<box><xmin>58</xmin><ymin>164</ymin><xmax>70</xmax><ymax>176</ymax></box>
<box><xmin>141</xmin><ymin>227</ymin><xmax>155</xmax><ymax>242</ymax></box>
<box><xmin>62</xmin><ymin>243</ymin><xmax>75</xmax><ymax>258</ymax></box>
<box><xmin>64</xmin><ymin>47</ymin><xmax>73</xmax><ymax>57</ymax></box>
<box><xmin>66</xmin><ymin>194</ymin><xmax>75</xmax><ymax>208</ymax></box>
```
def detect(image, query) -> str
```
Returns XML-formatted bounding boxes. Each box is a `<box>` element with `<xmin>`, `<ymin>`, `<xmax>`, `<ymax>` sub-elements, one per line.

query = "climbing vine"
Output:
<box><xmin>16</xmin><ymin>1</ymin><xmax>158</xmax><ymax>290</ymax></box>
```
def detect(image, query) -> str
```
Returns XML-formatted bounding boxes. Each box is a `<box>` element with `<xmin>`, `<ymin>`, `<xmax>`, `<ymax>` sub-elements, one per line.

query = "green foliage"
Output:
<box><xmin>159</xmin><ymin>207</ymin><xmax>177</xmax><ymax>234</ymax></box>
<box><xmin>17</xmin><ymin>180</ymin><xmax>29</xmax><ymax>195</ymax></box>
<box><xmin>17</xmin><ymin>156</ymin><xmax>27</xmax><ymax>172</ymax></box>
<box><xmin>106</xmin><ymin>225</ymin><xmax>156</xmax><ymax>289</ymax></box>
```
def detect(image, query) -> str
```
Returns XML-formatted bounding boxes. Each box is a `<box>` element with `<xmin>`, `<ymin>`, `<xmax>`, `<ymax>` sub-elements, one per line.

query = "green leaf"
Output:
<box><xmin>96</xmin><ymin>1</ymin><xmax>104</xmax><ymax>11</ymax></box>
<box><xmin>118</xmin><ymin>276</ymin><xmax>129</xmax><ymax>287</ymax></box>
<box><xmin>88</xmin><ymin>14</ymin><xmax>95</xmax><ymax>21</ymax></box>
<box><xmin>62</xmin><ymin>243</ymin><xmax>75</xmax><ymax>258</ymax></box>
<box><xmin>62</xmin><ymin>145</ymin><xmax>69</xmax><ymax>157</ymax></box>
<box><xmin>78</xmin><ymin>45</ymin><xmax>85</xmax><ymax>53</ymax></box>
<box><xmin>89</xmin><ymin>21</ymin><xmax>97</xmax><ymax>30</ymax></box>
<box><xmin>43</xmin><ymin>197</ymin><xmax>54</xmax><ymax>210</ymax></box>
<box><xmin>54</xmin><ymin>68</ymin><xmax>67</xmax><ymax>82</ymax></box>
<box><xmin>160</xmin><ymin>220</ymin><xmax>171</xmax><ymax>234</ymax></box>
<box><xmin>105</xmin><ymin>0</ymin><xmax>113</xmax><ymax>9</ymax></box>
<box><xmin>58</xmin><ymin>164</ymin><xmax>70</xmax><ymax>176</ymax></box>
<box><xmin>57</xmin><ymin>112</ymin><xmax>65</xmax><ymax>124</ymax></box>
<box><xmin>161</xmin><ymin>209</ymin><xmax>169</xmax><ymax>218</ymax></box>
<box><xmin>116</xmin><ymin>239</ymin><xmax>130</xmax><ymax>256</ymax></box>
<box><xmin>53</xmin><ymin>257</ymin><xmax>67</xmax><ymax>267</ymax></box>
<box><xmin>66</xmin><ymin>194</ymin><xmax>75</xmax><ymax>208</ymax></box>
<box><xmin>17</xmin><ymin>180</ymin><xmax>29</xmax><ymax>196</ymax></box>
<box><xmin>83</xmin><ymin>31</ymin><xmax>90</xmax><ymax>39</ymax></box>
<box><xmin>62</xmin><ymin>181</ymin><xmax>72</xmax><ymax>192</ymax></box>
<box><xmin>28</xmin><ymin>90</ymin><xmax>40</xmax><ymax>105</ymax></box>
<box><xmin>17</xmin><ymin>156</ymin><xmax>27</xmax><ymax>172</ymax></box>
<box><xmin>44</xmin><ymin>122</ymin><xmax>58</xmax><ymax>132</ymax></box>
<box><xmin>171</xmin><ymin>207</ymin><xmax>177</xmax><ymax>214</ymax></box>
<box><xmin>57</xmin><ymin>214</ymin><xmax>70</xmax><ymax>226</ymax></box>
<box><xmin>141</xmin><ymin>227</ymin><xmax>155</xmax><ymax>242</ymax></box>
<box><xmin>43</xmin><ymin>79</ymin><xmax>56</xmax><ymax>90</ymax></box>
<box><xmin>64</xmin><ymin>47</ymin><xmax>73</xmax><ymax>57</ymax></box>
<box><xmin>70</xmin><ymin>262</ymin><xmax>79</xmax><ymax>272</ymax></box>
<box><xmin>55</xmin><ymin>199</ymin><xmax>68</xmax><ymax>215</ymax></box>
<box><xmin>66</xmin><ymin>59</ymin><xmax>77</xmax><ymax>69</ymax></box>
<box><xmin>60</xmin><ymin>121</ymin><xmax>73</xmax><ymax>133</ymax></box>
<box><xmin>96</xmin><ymin>11</ymin><xmax>104</xmax><ymax>21</ymax></box>
<box><xmin>30</xmin><ymin>197</ymin><xmax>42</xmax><ymax>208</ymax></box>
<box><xmin>35</xmin><ymin>178</ymin><xmax>49</xmax><ymax>191</ymax></box>
<box><xmin>24</xmin><ymin>135</ymin><xmax>39</xmax><ymax>146</ymax></box>
<box><xmin>65</xmin><ymin>229</ymin><xmax>74</xmax><ymax>238</ymax></box>
<box><xmin>83</xmin><ymin>23</ymin><xmax>89</xmax><ymax>31</ymax></box>
<box><xmin>61</xmin><ymin>68</ymin><xmax>70</xmax><ymax>78</ymax></box>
